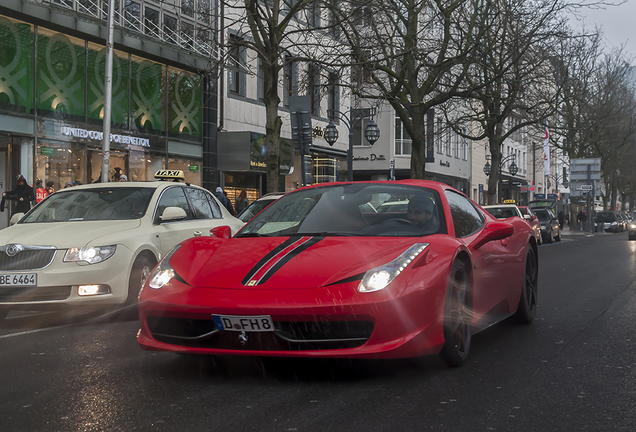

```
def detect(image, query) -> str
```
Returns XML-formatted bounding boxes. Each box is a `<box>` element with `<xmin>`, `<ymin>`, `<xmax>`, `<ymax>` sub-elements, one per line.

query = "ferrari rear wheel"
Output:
<box><xmin>513</xmin><ymin>246</ymin><xmax>538</xmax><ymax>324</ymax></box>
<box><xmin>440</xmin><ymin>260</ymin><xmax>472</xmax><ymax>367</ymax></box>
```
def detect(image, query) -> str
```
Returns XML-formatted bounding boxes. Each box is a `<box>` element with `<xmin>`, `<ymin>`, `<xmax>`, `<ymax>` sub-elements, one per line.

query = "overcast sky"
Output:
<box><xmin>573</xmin><ymin>1</ymin><xmax>636</xmax><ymax>61</ymax></box>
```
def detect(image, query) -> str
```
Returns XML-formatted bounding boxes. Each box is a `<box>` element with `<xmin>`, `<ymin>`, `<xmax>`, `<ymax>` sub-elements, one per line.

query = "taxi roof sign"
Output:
<box><xmin>154</xmin><ymin>170</ymin><xmax>185</xmax><ymax>181</ymax></box>
<box><xmin>502</xmin><ymin>199</ymin><xmax>516</xmax><ymax>204</ymax></box>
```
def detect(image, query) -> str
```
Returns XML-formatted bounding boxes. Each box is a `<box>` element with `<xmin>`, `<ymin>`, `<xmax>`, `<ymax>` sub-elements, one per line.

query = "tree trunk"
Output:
<box><xmin>264</xmin><ymin>63</ymin><xmax>283</xmax><ymax>193</ymax></box>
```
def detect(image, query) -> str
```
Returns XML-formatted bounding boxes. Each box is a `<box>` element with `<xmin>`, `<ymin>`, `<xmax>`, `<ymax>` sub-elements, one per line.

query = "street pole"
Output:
<box><xmin>101</xmin><ymin>0</ymin><xmax>115</xmax><ymax>183</ymax></box>
<box><xmin>348</xmin><ymin>128</ymin><xmax>354</xmax><ymax>182</ymax></box>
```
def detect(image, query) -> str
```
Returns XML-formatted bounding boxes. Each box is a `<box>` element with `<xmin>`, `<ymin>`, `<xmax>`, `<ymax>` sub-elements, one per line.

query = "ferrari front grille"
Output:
<box><xmin>0</xmin><ymin>249</ymin><xmax>56</xmax><ymax>271</ymax></box>
<box><xmin>146</xmin><ymin>316</ymin><xmax>374</xmax><ymax>351</ymax></box>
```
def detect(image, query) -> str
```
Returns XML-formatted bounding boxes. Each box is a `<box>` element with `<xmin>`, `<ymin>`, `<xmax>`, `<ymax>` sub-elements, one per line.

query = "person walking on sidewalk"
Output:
<box><xmin>577</xmin><ymin>210</ymin><xmax>586</xmax><ymax>231</ymax></box>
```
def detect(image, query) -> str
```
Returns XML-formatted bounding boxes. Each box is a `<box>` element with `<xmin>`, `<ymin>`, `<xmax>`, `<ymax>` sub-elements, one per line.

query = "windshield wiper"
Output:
<box><xmin>289</xmin><ymin>232</ymin><xmax>366</xmax><ymax>237</ymax></box>
<box><xmin>235</xmin><ymin>233</ymin><xmax>270</xmax><ymax>238</ymax></box>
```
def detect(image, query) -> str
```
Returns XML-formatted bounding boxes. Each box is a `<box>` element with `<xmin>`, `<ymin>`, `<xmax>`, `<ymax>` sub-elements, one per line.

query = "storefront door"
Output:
<box><xmin>89</xmin><ymin>150</ymin><xmax>127</xmax><ymax>183</ymax></box>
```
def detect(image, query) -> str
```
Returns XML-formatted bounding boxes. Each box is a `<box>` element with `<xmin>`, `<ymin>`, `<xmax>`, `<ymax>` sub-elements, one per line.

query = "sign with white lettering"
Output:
<box><xmin>60</xmin><ymin>126</ymin><xmax>150</xmax><ymax>148</ymax></box>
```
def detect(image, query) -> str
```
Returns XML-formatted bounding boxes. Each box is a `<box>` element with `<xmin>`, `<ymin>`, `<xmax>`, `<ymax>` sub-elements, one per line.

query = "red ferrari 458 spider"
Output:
<box><xmin>137</xmin><ymin>180</ymin><xmax>538</xmax><ymax>366</ymax></box>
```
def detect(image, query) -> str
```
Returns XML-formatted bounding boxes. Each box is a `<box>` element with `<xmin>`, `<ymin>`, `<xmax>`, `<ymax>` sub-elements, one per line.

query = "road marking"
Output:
<box><xmin>0</xmin><ymin>324</ymin><xmax>72</xmax><ymax>339</ymax></box>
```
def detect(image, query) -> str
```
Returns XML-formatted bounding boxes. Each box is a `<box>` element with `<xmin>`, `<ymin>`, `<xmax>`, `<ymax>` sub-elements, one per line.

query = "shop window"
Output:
<box><xmin>36</xmin><ymin>142</ymin><xmax>86</xmax><ymax>191</ymax></box>
<box><xmin>36</xmin><ymin>29</ymin><xmax>85</xmax><ymax>120</ymax></box>
<box><xmin>87</xmin><ymin>43</ymin><xmax>129</xmax><ymax>127</ymax></box>
<box><xmin>168</xmin><ymin>157</ymin><xmax>202</xmax><ymax>185</ymax></box>
<box><xmin>0</xmin><ymin>17</ymin><xmax>34</xmax><ymax>114</ymax></box>
<box><xmin>131</xmin><ymin>55</ymin><xmax>164</xmax><ymax>134</ymax></box>
<box><xmin>169</xmin><ymin>68</ymin><xmax>202</xmax><ymax>140</ymax></box>
<box><xmin>395</xmin><ymin>115</ymin><xmax>412</xmax><ymax>155</ymax></box>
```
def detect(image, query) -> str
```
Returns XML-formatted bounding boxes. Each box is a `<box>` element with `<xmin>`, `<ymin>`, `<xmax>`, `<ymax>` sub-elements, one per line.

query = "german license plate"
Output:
<box><xmin>212</xmin><ymin>314</ymin><xmax>275</xmax><ymax>332</ymax></box>
<box><xmin>0</xmin><ymin>273</ymin><xmax>37</xmax><ymax>287</ymax></box>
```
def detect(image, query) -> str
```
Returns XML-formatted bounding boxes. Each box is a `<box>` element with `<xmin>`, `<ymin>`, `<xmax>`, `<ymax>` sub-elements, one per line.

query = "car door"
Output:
<box><xmin>152</xmin><ymin>186</ymin><xmax>202</xmax><ymax>256</ymax></box>
<box><xmin>445</xmin><ymin>191</ymin><xmax>516</xmax><ymax>323</ymax></box>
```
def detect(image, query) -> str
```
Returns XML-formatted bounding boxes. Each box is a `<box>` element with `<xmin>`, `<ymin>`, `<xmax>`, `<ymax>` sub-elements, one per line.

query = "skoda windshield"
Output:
<box><xmin>20</xmin><ymin>187</ymin><xmax>154</xmax><ymax>223</ymax></box>
<box><xmin>237</xmin><ymin>183</ymin><xmax>446</xmax><ymax>237</ymax></box>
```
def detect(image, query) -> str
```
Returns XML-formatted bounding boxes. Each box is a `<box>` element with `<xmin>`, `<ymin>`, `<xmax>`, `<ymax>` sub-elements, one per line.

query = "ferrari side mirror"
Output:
<box><xmin>471</xmin><ymin>220</ymin><xmax>515</xmax><ymax>250</ymax></box>
<box><xmin>210</xmin><ymin>225</ymin><xmax>232</xmax><ymax>239</ymax></box>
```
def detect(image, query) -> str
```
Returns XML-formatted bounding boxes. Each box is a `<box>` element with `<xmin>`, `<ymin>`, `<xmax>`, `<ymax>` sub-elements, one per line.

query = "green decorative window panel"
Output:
<box><xmin>0</xmin><ymin>17</ymin><xmax>34</xmax><ymax>113</ymax></box>
<box><xmin>87</xmin><ymin>44</ymin><xmax>129</xmax><ymax>126</ymax></box>
<box><xmin>37</xmin><ymin>30</ymin><xmax>85</xmax><ymax>117</ymax></box>
<box><xmin>169</xmin><ymin>68</ymin><xmax>201</xmax><ymax>140</ymax></box>
<box><xmin>131</xmin><ymin>57</ymin><xmax>164</xmax><ymax>133</ymax></box>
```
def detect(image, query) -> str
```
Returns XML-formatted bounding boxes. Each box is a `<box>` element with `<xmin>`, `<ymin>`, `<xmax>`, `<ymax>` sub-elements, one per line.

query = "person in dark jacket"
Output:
<box><xmin>2</xmin><ymin>174</ymin><xmax>35</xmax><ymax>216</ymax></box>
<box><xmin>214</xmin><ymin>187</ymin><xmax>234</xmax><ymax>215</ymax></box>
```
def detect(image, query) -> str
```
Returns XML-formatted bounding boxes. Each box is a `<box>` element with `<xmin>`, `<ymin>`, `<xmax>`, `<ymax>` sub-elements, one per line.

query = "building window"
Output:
<box><xmin>445</xmin><ymin>128</ymin><xmax>451</xmax><ymax>156</ymax></box>
<box><xmin>257</xmin><ymin>59</ymin><xmax>265</xmax><ymax>101</ymax></box>
<box><xmin>228</xmin><ymin>35</ymin><xmax>245</xmax><ymax>96</ymax></box>
<box><xmin>352</xmin><ymin>0</ymin><xmax>372</xmax><ymax>26</ymax></box>
<box><xmin>163</xmin><ymin>15</ymin><xmax>177</xmax><ymax>44</ymax></box>
<box><xmin>101</xmin><ymin>1</ymin><xmax>120</xmax><ymax>23</ymax></box>
<box><xmin>181</xmin><ymin>23</ymin><xmax>194</xmax><ymax>49</ymax></box>
<box><xmin>197</xmin><ymin>0</ymin><xmax>211</xmax><ymax>24</ymax></box>
<box><xmin>327</xmin><ymin>72</ymin><xmax>339</xmax><ymax>121</ymax></box>
<box><xmin>352</xmin><ymin>108</ymin><xmax>373</xmax><ymax>147</ymax></box>
<box><xmin>124</xmin><ymin>1</ymin><xmax>141</xmax><ymax>31</ymax></box>
<box><xmin>283</xmin><ymin>55</ymin><xmax>297</xmax><ymax>108</ymax></box>
<box><xmin>395</xmin><ymin>115</ymin><xmax>412</xmax><ymax>155</ymax></box>
<box><xmin>308</xmin><ymin>63</ymin><xmax>321</xmax><ymax>116</ymax></box>
<box><xmin>328</xmin><ymin>0</ymin><xmax>340</xmax><ymax>37</ymax></box>
<box><xmin>144</xmin><ymin>7</ymin><xmax>159</xmax><ymax>37</ymax></box>
<box><xmin>462</xmin><ymin>137</ymin><xmax>468</xmax><ymax>160</ymax></box>
<box><xmin>453</xmin><ymin>132</ymin><xmax>459</xmax><ymax>158</ymax></box>
<box><xmin>79</xmin><ymin>0</ymin><xmax>98</xmax><ymax>15</ymax></box>
<box><xmin>182</xmin><ymin>0</ymin><xmax>194</xmax><ymax>17</ymax></box>
<box><xmin>307</xmin><ymin>0</ymin><xmax>320</xmax><ymax>28</ymax></box>
<box><xmin>436</xmin><ymin>118</ymin><xmax>443</xmax><ymax>153</ymax></box>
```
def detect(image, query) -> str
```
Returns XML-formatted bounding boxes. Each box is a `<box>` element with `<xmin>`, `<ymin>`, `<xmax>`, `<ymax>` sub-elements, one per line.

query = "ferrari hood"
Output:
<box><xmin>0</xmin><ymin>220</ymin><xmax>141</xmax><ymax>249</ymax></box>
<box><xmin>172</xmin><ymin>236</ymin><xmax>428</xmax><ymax>289</ymax></box>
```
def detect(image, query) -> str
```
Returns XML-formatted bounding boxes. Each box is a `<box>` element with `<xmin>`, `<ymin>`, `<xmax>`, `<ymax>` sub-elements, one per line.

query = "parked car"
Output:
<box><xmin>237</xmin><ymin>192</ymin><xmax>285</xmax><ymax>222</ymax></box>
<box><xmin>0</xmin><ymin>170</ymin><xmax>244</xmax><ymax>321</ymax></box>
<box><xmin>138</xmin><ymin>180</ymin><xmax>539</xmax><ymax>367</ymax></box>
<box><xmin>617</xmin><ymin>213</ymin><xmax>628</xmax><ymax>232</ymax></box>
<box><xmin>629</xmin><ymin>220</ymin><xmax>636</xmax><ymax>240</ymax></box>
<box><xmin>596</xmin><ymin>211</ymin><xmax>620</xmax><ymax>233</ymax></box>
<box><xmin>533</xmin><ymin>208</ymin><xmax>561</xmax><ymax>243</ymax></box>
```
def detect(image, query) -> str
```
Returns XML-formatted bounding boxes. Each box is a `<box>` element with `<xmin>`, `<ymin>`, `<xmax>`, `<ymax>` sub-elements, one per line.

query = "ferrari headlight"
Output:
<box><xmin>358</xmin><ymin>243</ymin><xmax>429</xmax><ymax>293</ymax></box>
<box><xmin>64</xmin><ymin>245</ymin><xmax>116</xmax><ymax>264</ymax></box>
<box><xmin>148</xmin><ymin>245</ymin><xmax>182</xmax><ymax>289</ymax></box>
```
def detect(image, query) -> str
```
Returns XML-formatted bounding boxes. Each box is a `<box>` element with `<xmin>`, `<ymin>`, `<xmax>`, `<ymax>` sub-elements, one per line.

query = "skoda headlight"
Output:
<box><xmin>64</xmin><ymin>245</ymin><xmax>116</xmax><ymax>264</ymax></box>
<box><xmin>358</xmin><ymin>244</ymin><xmax>429</xmax><ymax>293</ymax></box>
<box><xmin>148</xmin><ymin>245</ymin><xmax>182</xmax><ymax>290</ymax></box>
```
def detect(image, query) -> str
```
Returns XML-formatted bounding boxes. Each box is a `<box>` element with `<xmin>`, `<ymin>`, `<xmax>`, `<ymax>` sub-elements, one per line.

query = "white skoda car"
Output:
<box><xmin>0</xmin><ymin>171</ymin><xmax>244</xmax><ymax>320</ymax></box>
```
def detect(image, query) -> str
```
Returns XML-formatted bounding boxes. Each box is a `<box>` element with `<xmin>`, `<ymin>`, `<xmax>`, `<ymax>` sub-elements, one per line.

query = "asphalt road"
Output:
<box><xmin>1</xmin><ymin>231</ymin><xmax>636</xmax><ymax>432</ymax></box>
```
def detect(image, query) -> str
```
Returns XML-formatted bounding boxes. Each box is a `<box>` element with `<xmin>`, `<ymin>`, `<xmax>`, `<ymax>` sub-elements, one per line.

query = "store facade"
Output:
<box><xmin>0</xmin><ymin>14</ymin><xmax>208</xmax><ymax>226</ymax></box>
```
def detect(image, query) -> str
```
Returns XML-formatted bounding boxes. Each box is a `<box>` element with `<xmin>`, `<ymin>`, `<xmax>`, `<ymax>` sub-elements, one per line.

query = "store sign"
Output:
<box><xmin>189</xmin><ymin>165</ymin><xmax>199</xmax><ymax>172</ymax></box>
<box><xmin>41</xmin><ymin>147</ymin><xmax>57</xmax><ymax>156</ymax></box>
<box><xmin>59</xmin><ymin>126</ymin><xmax>150</xmax><ymax>148</ymax></box>
<box><xmin>353</xmin><ymin>154</ymin><xmax>387</xmax><ymax>162</ymax></box>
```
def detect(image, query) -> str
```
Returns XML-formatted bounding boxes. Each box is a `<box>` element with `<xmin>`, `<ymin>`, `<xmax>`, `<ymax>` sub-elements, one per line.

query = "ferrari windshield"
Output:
<box><xmin>238</xmin><ymin>183</ymin><xmax>446</xmax><ymax>237</ymax></box>
<box><xmin>20</xmin><ymin>187</ymin><xmax>154</xmax><ymax>223</ymax></box>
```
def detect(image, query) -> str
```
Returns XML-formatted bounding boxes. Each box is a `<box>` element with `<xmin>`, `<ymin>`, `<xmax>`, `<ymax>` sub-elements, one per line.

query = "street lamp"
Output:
<box><xmin>324</xmin><ymin>108</ymin><xmax>380</xmax><ymax>181</ymax></box>
<box><xmin>547</xmin><ymin>173</ymin><xmax>569</xmax><ymax>191</ymax></box>
<box><xmin>483</xmin><ymin>154</ymin><xmax>518</xmax><ymax>203</ymax></box>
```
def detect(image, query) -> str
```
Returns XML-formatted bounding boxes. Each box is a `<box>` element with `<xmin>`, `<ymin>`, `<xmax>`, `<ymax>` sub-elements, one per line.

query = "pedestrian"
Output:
<box><xmin>2</xmin><ymin>174</ymin><xmax>35</xmax><ymax>216</ymax></box>
<box><xmin>558</xmin><ymin>210</ymin><xmax>565</xmax><ymax>230</ymax></box>
<box><xmin>35</xmin><ymin>179</ymin><xmax>49</xmax><ymax>203</ymax></box>
<box><xmin>214</xmin><ymin>187</ymin><xmax>235</xmax><ymax>215</ymax></box>
<box><xmin>119</xmin><ymin>174</ymin><xmax>128</xmax><ymax>182</ymax></box>
<box><xmin>45</xmin><ymin>180</ymin><xmax>55</xmax><ymax>196</ymax></box>
<box><xmin>64</xmin><ymin>181</ymin><xmax>74</xmax><ymax>188</ymax></box>
<box><xmin>223</xmin><ymin>191</ymin><xmax>236</xmax><ymax>216</ymax></box>
<box><xmin>577</xmin><ymin>210</ymin><xmax>586</xmax><ymax>231</ymax></box>
<box><xmin>235</xmin><ymin>190</ymin><xmax>249</xmax><ymax>215</ymax></box>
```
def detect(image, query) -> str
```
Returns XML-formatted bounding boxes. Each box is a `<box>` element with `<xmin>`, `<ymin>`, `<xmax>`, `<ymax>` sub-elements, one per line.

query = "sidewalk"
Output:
<box><xmin>560</xmin><ymin>223</ymin><xmax>607</xmax><ymax>236</ymax></box>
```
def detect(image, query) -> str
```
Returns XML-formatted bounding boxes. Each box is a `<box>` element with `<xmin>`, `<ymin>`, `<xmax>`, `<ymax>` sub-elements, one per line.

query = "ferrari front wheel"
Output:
<box><xmin>513</xmin><ymin>246</ymin><xmax>538</xmax><ymax>324</ymax></box>
<box><xmin>440</xmin><ymin>260</ymin><xmax>472</xmax><ymax>367</ymax></box>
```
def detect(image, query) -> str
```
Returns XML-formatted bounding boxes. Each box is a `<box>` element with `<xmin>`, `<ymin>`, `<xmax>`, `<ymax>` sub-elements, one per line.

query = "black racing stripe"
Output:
<box><xmin>257</xmin><ymin>237</ymin><xmax>324</xmax><ymax>285</ymax></box>
<box><xmin>325</xmin><ymin>272</ymin><xmax>365</xmax><ymax>286</ymax></box>
<box><xmin>241</xmin><ymin>237</ymin><xmax>299</xmax><ymax>285</ymax></box>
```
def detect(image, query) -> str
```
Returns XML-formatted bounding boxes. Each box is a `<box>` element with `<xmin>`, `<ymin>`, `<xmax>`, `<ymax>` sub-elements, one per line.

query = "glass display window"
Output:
<box><xmin>37</xmin><ymin>141</ymin><xmax>86</xmax><ymax>190</ymax></box>
<box><xmin>168</xmin><ymin>157</ymin><xmax>202</xmax><ymax>185</ymax></box>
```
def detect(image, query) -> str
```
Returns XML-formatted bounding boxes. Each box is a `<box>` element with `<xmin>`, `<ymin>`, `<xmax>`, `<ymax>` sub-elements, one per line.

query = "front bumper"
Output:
<box><xmin>137</xmin><ymin>280</ymin><xmax>447</xmax><ymax>359</ymax></box>
<box><xmin>0</xmin><ymin>247</ymin><xmax>133</xmax><ymax>308</ymax></box>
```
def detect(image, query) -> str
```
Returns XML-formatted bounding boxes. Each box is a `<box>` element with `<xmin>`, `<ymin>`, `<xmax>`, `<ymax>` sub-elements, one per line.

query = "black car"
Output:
<box><xmin>534</xmin><ymin>208</ymin><xmax>561</xmax><ymax>243</ymax></box>
<box><xmin>628</xmin><ymin>219</ymin><xmax>636</xmax><ymax>240</ymax></box>
<box><xmin>596</xmin><ymin>211</ymin><xmax>621</xmax><ymax>233</ymax></box>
